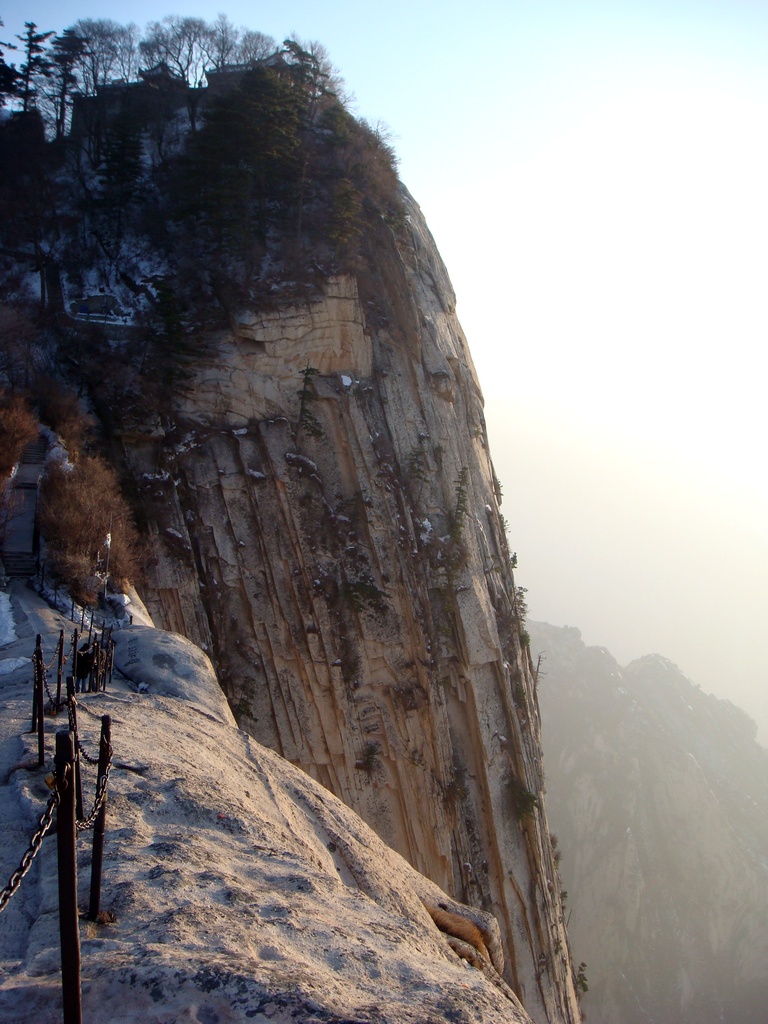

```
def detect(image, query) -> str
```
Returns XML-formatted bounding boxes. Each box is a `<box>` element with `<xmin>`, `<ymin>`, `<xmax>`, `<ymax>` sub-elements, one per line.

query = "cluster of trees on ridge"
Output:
<box><xmin>0</xmin><ymin>15</ymin><xmax>406</xmax><ymax>601</ymax></box>
<box><xmin>0</xmin><ymin>15</ymin><xmax>304</xmax><ymax>130</ymax></box>
<box><xmin>0</xmin><ymin>14</ymin><xmax>403</xmax><ymax>423</ymax></box>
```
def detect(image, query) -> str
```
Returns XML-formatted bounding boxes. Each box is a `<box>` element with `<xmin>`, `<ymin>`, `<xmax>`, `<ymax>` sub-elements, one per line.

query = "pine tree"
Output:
<box><xmin>0</xmin><ymin>20</ymin><xmax>19</xmax><ymax>106</ymax></box>
<box><xmin>16</xmin><ymin>22</ymin><xmax>54</xmax><ymax>113</ymax></box>
<box><xmin>50</xmin><ymin>29</ymin><xmax>87</xmax><ymax>138</ymax></box>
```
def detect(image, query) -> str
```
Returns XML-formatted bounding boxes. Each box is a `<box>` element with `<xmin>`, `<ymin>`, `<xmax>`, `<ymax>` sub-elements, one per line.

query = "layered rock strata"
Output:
<box><xmin>121</xmin><ymin>191</ymin><xmax>581</xmax><ymax>1022</ymax></box>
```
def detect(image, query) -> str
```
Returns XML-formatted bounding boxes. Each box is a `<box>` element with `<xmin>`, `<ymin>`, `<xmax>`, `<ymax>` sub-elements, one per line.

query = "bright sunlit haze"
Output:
<box><xmin>3</xmin><ymin>0</ymin><xmax>767</xmax><ymax>737</ymax></box>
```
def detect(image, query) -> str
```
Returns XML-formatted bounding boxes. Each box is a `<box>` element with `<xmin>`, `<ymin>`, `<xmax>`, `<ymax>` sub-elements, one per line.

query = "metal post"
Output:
<box><xmin>31</xmin><ymin>648</ymin><xmax>39</xmax><ymax>734</ymax></box>
<box><xmin>65</xmin><ymin>677</ymin><xmax>84</xmax><ymax>821</ymax></box>
<box><xmin>34</xmin><ymin>636</ymin><xmax>45</xmax><ymax>767</ymax></box>
<box><xmin>37</xmin><ymin>658</ymin><xmax>45</xmax><ymax>767</ymax></box>
<box><xmin>107</xmin><ymin>640</ymin><xmax>114</xmax><ymax>691</ymax></box>
<box><xmin>71</xmin><ymin>629</ymin><xmax>79</xmax><ymax>689</ymax></box>
<box><xmin>55</xmin><ymin>730</ymin><xmax>82</xmax><ymax>1024</ymax></box>
<box><xmin>88</xmin><ymin>715</ymin><xmax>111</xmax><ymax>921</ymax></box>
<box><xmin>56</xmin><ymin>630</ymin><xmax>65</xmax><ymax>711</ymax></box>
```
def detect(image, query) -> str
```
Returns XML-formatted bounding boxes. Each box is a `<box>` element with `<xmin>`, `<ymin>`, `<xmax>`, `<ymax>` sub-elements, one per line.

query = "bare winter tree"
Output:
<box><xmin>139</xmin><ymin>16</ymin><xmax>209</xmax><ymax>86</ymax></box>
<box><xmin>112</xmin><ymin>23</ymin><xmax>140</xmax><ymax>83</ymax></box>
<box><xmin>0</xmin><ymin>307</ymin><xmax>49</xmax><ymax>391</ymax></box>
<box><xmin>72</xmin><ymin>19</ymin><xmax>123</xmax><ymax>94</ymax></box>
<box><xmin>235</xmin><ymin>29</ymin><xmax>277</xmax><ymax>65</ymax></box>
<box><xmin>200</xmin><ymin>14</ymin><xmax>240</xmax><ymax>71</ymax></box>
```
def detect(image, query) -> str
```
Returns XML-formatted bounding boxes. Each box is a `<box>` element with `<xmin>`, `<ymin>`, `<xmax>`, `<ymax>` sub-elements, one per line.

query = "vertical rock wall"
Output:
<box><xmin>122</xmin><ymin>191</ymin><xmax>582</xmax><ymax>1024</ymax></box>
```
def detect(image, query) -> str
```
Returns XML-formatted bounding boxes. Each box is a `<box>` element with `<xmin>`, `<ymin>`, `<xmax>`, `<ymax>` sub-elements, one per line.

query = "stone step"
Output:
<box><xmin>1</xmin><ymin>553</ymin><xmax>37</xmax><ymax>578</ymax></box>
<box><xmin>19</xmin><ymin>436</ymin><xmax>48</xmax><ymax>465</ymax></box>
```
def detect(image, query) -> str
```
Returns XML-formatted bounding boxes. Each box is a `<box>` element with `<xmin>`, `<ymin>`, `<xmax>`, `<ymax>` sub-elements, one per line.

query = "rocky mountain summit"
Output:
<box><xmin>532</xmin><ymin>620</ymin><xmax>768</xmax><ymax>1024</ymax></box>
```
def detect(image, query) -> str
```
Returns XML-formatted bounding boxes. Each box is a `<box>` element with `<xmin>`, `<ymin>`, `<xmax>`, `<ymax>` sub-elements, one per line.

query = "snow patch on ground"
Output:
<box><xmin>0</xmin><ymin>657</ymin><xmax>29</xmax><ymax>675</ymax></box>
<box><xmin>0</xmin><ymin>591</ymin><xmax>16</xmax><ymax>646</ymax></box>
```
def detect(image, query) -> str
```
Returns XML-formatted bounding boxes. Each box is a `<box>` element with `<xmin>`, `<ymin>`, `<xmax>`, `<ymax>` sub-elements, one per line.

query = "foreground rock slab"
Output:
<box><xmin>0</xmin><ymin>609</ymin><xmax>531</xmax><ymax>1024</ymax></box>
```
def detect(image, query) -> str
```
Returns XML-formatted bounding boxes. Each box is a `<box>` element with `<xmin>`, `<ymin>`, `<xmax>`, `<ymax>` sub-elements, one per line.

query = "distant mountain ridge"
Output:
<box><xmin>532</xmin><ymin>620</ymin><xmax>768</xmax><ymax>1024</ymax></box>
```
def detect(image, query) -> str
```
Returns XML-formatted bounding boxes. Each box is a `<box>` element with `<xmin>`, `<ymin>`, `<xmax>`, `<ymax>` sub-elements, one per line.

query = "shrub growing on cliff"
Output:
<box><xmin>0</xmin><ymin>389</ymin><xmax>38</xmax><ymax>477</ymax></box>
<box><xmin>576</xmin><ymin>961</ymin><xmax>589</xmax><ymax>994</ymax></box>
<box><xmin>448</xmin><ymin>467</ymin><xmax>469</xmax><ymax>548</ymax></box>
<box><xmin>507</xmin><ymin>774</ymin><xmax>539</xmax><ymax>821</ymax></box>
<box><xmin>296</xmin><ymin>364</ymin><xmax>323</xmax><ymax>440</ymax></box>
<box><xmin>34</xmin><ymin>378</ymin><xmax>94</xmax><ymax>456</ymax></box>
<box><xmin>0</xmin><ymin>390</ymin><xmax>38</xmax><ymax>540</ymax></box>
<box><xmin>355</xmin><ymin>740</ymin><xmax>381</xmax><ymax>776</ymax></box>
<box><xmin>38</xmin><ymin>452</ymin><xmax>141</xmax><ymax>603</ymax></box>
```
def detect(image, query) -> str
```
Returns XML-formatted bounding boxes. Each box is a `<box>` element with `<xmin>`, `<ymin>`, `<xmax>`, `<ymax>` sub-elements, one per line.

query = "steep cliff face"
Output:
<box><xmin>120</xmin><ymin>191</ymin><xmax>581</xmax><ymax>1022</ymax></box>
<box><xmin>532</xmin><ymin>621</ymin><xmax>768</xmax><ymax>1024</ymax></box>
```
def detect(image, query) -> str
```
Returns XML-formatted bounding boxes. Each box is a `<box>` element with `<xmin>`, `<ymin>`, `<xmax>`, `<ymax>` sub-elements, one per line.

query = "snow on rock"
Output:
<box><xmin>121</xmin><ymin>585</ymin><xmax>155</xmax><ymax>627</ymax></box>
<box><xmin>0</xmin><ymin>596</ymin><xmax>530</xmax><ymax>1024</ymax></box>
<box><xmin>284</xmin><ymin>452</ymin><xmax>318</xmax><ymax>474</ymax></box>
<box><xmin>0</xmin><ymin>591</ymin><xmax>16</xmax><ymax>646</ymax></box>
<box><xmin>0</xmin><ymin>657</ymin><xmax>30</xmax><ymax>676</ymax></box>
<box><xmin>111</xmin><ymin>625</ymin><xmax>234</xmax><ymax>726</ymax></box>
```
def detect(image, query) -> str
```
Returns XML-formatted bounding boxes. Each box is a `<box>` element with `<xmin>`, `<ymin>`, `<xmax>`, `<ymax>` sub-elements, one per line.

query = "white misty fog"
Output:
<box><xmin>484</xmin><ymin>398</ymin><xmax>768</xmax><ymax>744</ymax></box>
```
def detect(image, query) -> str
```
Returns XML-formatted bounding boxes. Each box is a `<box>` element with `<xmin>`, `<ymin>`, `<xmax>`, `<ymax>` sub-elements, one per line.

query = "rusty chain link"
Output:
<box><xmin>32</xmin><ymin>644</ymin><xmax>59</xmax><ymax>709</ymax></box>
<box><xmin>63</xmin><ymin>631</ymin><xmax>76</xmax><ymax>665</ymax></box>
<box><xmin>66</xmin><ymin>696</ymin><xmax>101</xmax><ymax>765</ymax></box>
<box><xmin>66</xmin><ymin>689</ymin><xmax>114</xmax><ymax>827</ymax></box>
<box><xmin>76</xmin><ymin>753</ymin><xmax>112</xmax><ymax>832</ymax></box>
<box><xmin>75</xmin><ymin>735</ymin><xmax>100</xmax><ymax>765</ymax></box>
<box><xmin>0</xmin><ymin>785</ymin><xmax>61</xmax><ymax>914</ymax></box>
<box><xmin>42</xmin><ymin>665</ymin><xmax>57</xmax><ymax>708</ymax></box>
<box><xmin>43</xmin><ymin>635</ymin><xmax>62</xmax><ymax>672</ymax></box>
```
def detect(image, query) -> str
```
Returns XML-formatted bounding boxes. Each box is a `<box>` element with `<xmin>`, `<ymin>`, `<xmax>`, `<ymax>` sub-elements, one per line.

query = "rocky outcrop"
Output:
<box><xmin>0</xmin><ymin>592</ymin><xmax>532</xmax><ymax>1023</ymax></box>
<box><xmin>532</xmin><ymin>620</ymin><xmax>768</xmax><ymax>1024</ymax></box>
<box><xmin>119</xmin><ymin>191</ymin><xmax>581</xmax><ymax>1022</ymax></box>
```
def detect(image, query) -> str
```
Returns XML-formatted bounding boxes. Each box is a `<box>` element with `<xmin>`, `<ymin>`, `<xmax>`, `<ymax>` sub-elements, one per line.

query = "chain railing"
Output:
<box><xmin>3</xmin><ymin>630</ymin><xmax>116</xmax><ymax>1024</ymax></box>
<box><xmin>36</xmin><ymin>563</ymin><xmax>133</xmax><ymax>634</ymax></box>
<box><xmin>0</xmin><ymin>784</ymin><xmax>61</xmax><ymax>914</ymax></box>
<box><xmin>76</xmin><ymin>754</ymin><xmax>112</xmax><ymax>833</ymax></box>
<box><xmin>30</xmin><ymin>630</ymin><xmax>115</xmax><ymax>770</ymax></box>
<box><xmin>67</xmin><ymin>695</ymin><xmax>100</xmax><ymax>765</ymax></box>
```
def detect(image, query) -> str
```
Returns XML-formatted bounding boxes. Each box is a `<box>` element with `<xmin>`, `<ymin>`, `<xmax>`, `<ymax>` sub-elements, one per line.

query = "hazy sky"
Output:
<box><xmin>4</xmin><ymin>1</ymin><xmax>768</xmax><ymax>738</ymax></box>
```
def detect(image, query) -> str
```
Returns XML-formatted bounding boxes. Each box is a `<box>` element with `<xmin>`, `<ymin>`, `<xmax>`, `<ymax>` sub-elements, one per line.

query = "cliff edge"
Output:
<box><xmin>0</xmin><ymin>584</ymin><xmax>532</xmax><ymax>1023</ymax></box>
<box><xmin>119</xmin><ymin>189</ymin><xmax>581</xmax><ymax>1022</ymax></box>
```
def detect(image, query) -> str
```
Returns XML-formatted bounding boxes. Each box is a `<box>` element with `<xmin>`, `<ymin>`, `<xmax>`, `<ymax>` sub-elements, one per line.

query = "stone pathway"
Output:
<box><xmin>1</xmin><ymin>436</ymin><xmax>47</xmax><ymax>579</ymax></box>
